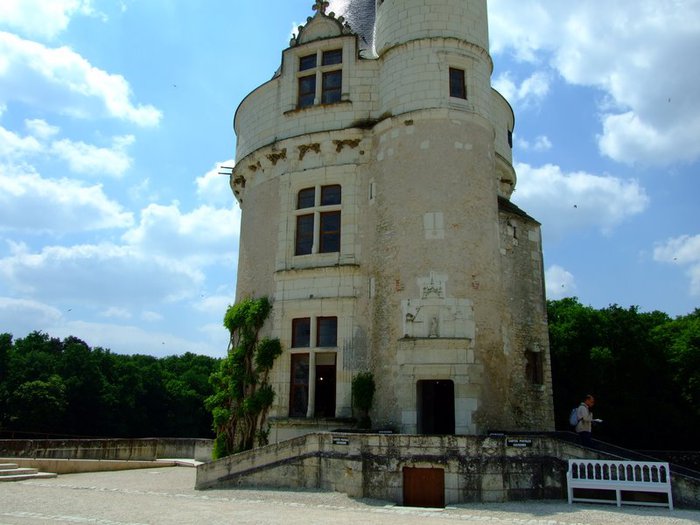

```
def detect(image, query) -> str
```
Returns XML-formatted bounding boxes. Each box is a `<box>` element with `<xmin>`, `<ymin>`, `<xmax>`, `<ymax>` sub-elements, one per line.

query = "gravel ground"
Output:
<box><xmin>1</xmin><ymin>466</ymin><xmax>698</xmax><ymax>525</ymax></box>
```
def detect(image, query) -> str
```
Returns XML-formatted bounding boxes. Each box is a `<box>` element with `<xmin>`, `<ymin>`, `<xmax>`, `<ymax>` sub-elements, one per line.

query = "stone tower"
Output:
<box><xmin>230</xmin><ymin>0</ymin><xmax>554</xmax><ymax>442</ymax></box>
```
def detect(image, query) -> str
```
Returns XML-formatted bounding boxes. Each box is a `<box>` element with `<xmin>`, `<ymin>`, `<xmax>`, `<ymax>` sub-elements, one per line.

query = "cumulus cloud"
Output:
<box><xmin>545</xmin><ymin>265</ymin><xmax>577</xmax><ymax>299</ymax></box>
<box><xmin>0</xmin><ymin>164</ymin><xmax>134</xmax><ymax>233</ymax></box>
<box><xmin>516</xmin><ymin>135</ymin><xmax>552</xmax><ymax>152</ymax></box>
<box><xmin>25</xmin><ymin>118</ymin><xmax>60</xmax><ymax>139</ymax></box>
<box><xmin>0</xmin><ymin>32</ymin><xmax>161</xmax><ymax>126</ymax></box>
<box><xmin>0</xmin><ymin>126</ymin><xmax>42</xmax><ymax>159</ymax></box>
<box><xmin>0</xmin><ymin>242</ymin><xmax>203</xmax><ymax>306</ymax></box>
<box><xmin>0</xmin><ymin>0</ymin><xmax>99</xmax><ymax>40</ymax></box>
<box><xmin>653</xmin><ymin>234</ymin><xmax>700</xmax><ymax>296</ymax></box>
<box><xmin>0</xmin><ymin>296</ymin><xmax>63</xmax><ymax>334</ymax></box>
<box><xmin>489</xmin><ymin>0</ymin><xmax>700</xmax><ymax>167</ymax></box>
<box><xmin>122</xmin><ymin>203</ymin><xmax>240</xmax><ymax>265</ymax></box>
<box><xmin>195</xmin><ymin>160</ymin><xmax>236</xmax><ymax>206</ymax></box>
<box><xmin>493</xmin><ymin>71</ymin><xmax>550</xmax><ymax>109</ymax></box>
<box><xmin>51</xmin><ymin>135</ymin><xmax>134</xmax><ymax>177</ymax></box>
<box><xmin>513</xmin><ymin>162</ymin><xmax>649</xmax><ymax>238</ymax></box>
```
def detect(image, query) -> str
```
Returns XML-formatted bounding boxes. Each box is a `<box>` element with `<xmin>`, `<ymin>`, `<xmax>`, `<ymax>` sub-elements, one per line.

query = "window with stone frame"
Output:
<box><xmin>449</xmin><ymin>67</ymin><xmax>467</xmax><ymax>99</ymax></box>
<box><xmin>297</xmin><ymin>49</ymin><xmax>343</xmax><ymax>108</ymax></box>
<box><xmin>289</xmin><ymin>316</ymin><xmax>338</xmax><ymax>418</ymax></box>
<box><xmin>294</xmin><ymin>184</ymin><xmax>342</xmax><ymax>255</ymax></box>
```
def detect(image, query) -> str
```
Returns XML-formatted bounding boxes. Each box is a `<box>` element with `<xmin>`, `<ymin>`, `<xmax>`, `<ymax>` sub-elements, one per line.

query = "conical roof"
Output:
<box><xmin>329</xmin><ymin>0</ymin><xmax>376</xmax><ymax>53</ymax></box>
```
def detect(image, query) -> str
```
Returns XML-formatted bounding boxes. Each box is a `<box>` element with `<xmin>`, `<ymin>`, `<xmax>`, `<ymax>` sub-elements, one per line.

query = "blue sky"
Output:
<box><xmin>0</xmin><ymin>0</ymin><xmax>698</xmax><ymax>357</ymax></box>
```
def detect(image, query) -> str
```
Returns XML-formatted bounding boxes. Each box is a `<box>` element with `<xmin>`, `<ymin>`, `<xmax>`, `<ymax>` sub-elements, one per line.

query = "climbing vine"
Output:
<box><xmin>206</xmin><ymin>297</ymin><xmax>282</xmax><ymax>458</ymax></box>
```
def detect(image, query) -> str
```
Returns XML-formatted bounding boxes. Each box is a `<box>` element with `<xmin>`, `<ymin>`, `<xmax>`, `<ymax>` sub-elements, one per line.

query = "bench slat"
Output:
<box><xmin>567</xmin><ymin>459</ymin><xmax>673</xmax><ymax>510</ymax></box>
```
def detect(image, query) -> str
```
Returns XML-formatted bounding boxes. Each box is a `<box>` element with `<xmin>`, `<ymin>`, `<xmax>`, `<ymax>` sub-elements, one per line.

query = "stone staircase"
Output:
<box><xmin>0</xmin><ymin>462</ymin><xmax>57</xmax><ymax>482</ymax></box>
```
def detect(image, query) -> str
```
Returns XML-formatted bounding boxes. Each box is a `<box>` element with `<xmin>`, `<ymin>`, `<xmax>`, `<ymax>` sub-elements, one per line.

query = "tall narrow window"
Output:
<box><xmin>298</xmin><ymin>75</ymin><xmax>316</xmax><ymax>108</ymax></box>
<box><xmin>319</xmin><ymin>211</ymin><xmax>341</xmax><ymax>253</ymax></box>
<box><xmin>294</xmin><ymin>185</ymin><xmax>342</xmax><ymax>256</ymax></box>
<box><xmin>449</xmin><ymin>67</ymin><xmax>467</xmax><ymax>99</ymax></box>
<box><xmin>292</xmin><ymin>318</ymin><xmax>311</xmax><ymax>347</ymax></box>
<box><xmin>322</xmin><ymin>70</ymin><xmax>342</xmax><ymax>104</ymax></box>
<box><xmin>295</xmin><ymin>214</ymin><xmax>314</xmax><ymax>255</ymax></box>
<box><xmin>289</xmin><ymin>353</ymin><xmax>310</xmax><ymax>417</ymax></box>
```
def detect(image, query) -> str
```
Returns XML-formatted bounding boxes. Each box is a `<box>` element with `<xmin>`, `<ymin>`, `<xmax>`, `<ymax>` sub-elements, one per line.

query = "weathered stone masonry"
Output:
<box><xmin>230</xmin><ymin>0</ymin><xmax>555</xmax><ymax>442</ymax></box>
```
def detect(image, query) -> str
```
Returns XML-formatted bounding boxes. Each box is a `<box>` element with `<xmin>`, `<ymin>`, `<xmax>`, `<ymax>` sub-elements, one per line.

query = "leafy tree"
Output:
<box><xmin>652</xmin><ymin>309</ymin><xmax>700</xmax><ymax>417</ymax></box>
<box><xmin>1</xmin><ymin>331</ymin><xmax>220</xmax><ymax>439</ymax></box>
<box><xmin>8</xmin><ymin>375</ymin><xmax>67</xmax><ymax>433</ymax></box>
<box><xmin>548</xmin><ymin>298</ymin><xmax>699</xmax><ymax>450</ymax></box>
<box><xmin>0</xmin><ymin>333</ymin><xmax>11</xmax><ymax>429</ymax></box>
<box><xmin>206</xmin><ymin>297</ymin><xmax>282</xmax><ymax>458</ymax></box>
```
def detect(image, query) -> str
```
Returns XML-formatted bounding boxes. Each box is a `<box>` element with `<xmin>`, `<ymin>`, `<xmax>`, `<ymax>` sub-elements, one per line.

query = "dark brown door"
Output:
<box><xmin>417</xmin><ymin>380</ymin><xmax>455</xmax><ymax>435</ymax></box>
<box><xmin>403</xmin><ymin>467</ymin><xmax>445</xmax><ymax>508</ymax></box>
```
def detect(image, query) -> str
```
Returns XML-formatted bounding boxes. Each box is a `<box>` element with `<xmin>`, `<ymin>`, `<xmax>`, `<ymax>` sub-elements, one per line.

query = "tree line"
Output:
<box><xmin>0</xmin><ymin>331</ymin><xmax>219</xmax><ymax>439</ymax></box>
<box><xmin>548</xmin><ymin>298</ymin><xmax>699</xmax><ymax>450</ymax></box>
<box><xmin>1</xmin><ymin>298</ymin><xmax>698</xmax><ymax>451</ymax></box>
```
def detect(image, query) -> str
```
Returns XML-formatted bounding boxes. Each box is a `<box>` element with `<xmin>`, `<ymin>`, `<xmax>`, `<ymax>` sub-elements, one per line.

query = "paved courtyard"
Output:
<box><xmin>1</xmin><ymin>466</ymin><xmax>697</xmax><ymax>525</ymax></box>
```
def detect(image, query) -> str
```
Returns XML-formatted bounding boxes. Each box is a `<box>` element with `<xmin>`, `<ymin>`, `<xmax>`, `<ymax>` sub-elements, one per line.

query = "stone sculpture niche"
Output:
<box><xmin>401</xmin><ymin>272</ymin><xmax>475</xmax><ymax>339</ymax></box>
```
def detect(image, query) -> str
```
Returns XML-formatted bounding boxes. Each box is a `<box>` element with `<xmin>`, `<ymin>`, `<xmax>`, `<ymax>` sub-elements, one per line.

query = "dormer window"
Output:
<box><xmin>297</xmin><ymin>48</ymin><xmax>343</xmax><ymax>108</ymax></box>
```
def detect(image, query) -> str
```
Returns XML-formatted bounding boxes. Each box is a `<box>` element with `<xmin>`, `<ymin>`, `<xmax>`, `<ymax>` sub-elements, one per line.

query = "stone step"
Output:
<box><xmin>0</xmin><ymin>471</ymin><xmax>57</xmax><ymax>482</ymax></box>
<box><xmin>0</xmin><ymin>467</ymin><xmax>38</xmax><ymax>477</ymax></box>
<box><xmin>0</xmin><ymin>463</ymin><xmax>58</xmax><ymax>482</ymax></box>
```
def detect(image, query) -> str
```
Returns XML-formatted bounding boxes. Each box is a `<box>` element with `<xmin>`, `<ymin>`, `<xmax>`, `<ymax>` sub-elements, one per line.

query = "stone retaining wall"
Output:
<box><xmin>0</xmin><ymin>438</ymin><xmax>213</xmax><ymax>462</ymax></box>
<box><xmin>195</xmin><ymin>433</ymin><xmax>700</xmax><ymax>508</ymax></box>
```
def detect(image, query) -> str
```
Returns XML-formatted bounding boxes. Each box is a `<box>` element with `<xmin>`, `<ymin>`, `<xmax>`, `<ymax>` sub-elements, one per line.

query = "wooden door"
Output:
<box><xmin>403</xmin><ymin>467</ymin><xmax>445</xmax><ymax>508</ymax></box>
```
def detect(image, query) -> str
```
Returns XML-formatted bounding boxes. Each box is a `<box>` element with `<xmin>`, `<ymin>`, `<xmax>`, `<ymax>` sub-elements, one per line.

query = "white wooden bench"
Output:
<box><xmin>567</xmin><ymin>459</ymin><xmax>673</xmax><ymax>510</ymax></box>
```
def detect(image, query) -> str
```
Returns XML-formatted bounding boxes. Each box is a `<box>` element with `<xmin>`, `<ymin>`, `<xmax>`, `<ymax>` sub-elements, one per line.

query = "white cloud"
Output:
<box><xmin>51</xmin><ymin>135</ymin><xmax>134</xmax><ymax>177</ymax></box>
<box><xmin>51</xmin><ymin>319</ymin><xmax>224</xmax><ymax>357</ymax></box>
<box><xmin>100</xmin><ymin>307</ymin><xmax>132</xmax><ymax>320</ymax></box>
<box><xmin>489</xmin><ymin>0</ymin><xmax>700</xmax><ymax>167</ymax></box>
<box><xmin>653</xmin><ymin>234</ymin><xmax>700</xmax><ymax>296</ymax></box>
<box><xmin>0</xmin><ymin>31</ymin><xmax>161</xmax><ymax>126</ymax></box>
<box><xmin>195</xmin><ymin>160</ymin><xmax>236</xmax><ymax>206</ymax></box>
<box><xmin>122</xmin><ymin>203</ymin><xmax>240</xmax><ymax>265</ymax></box>
<box><xmin>25</xmin><ymin>118</ymin><xmax>60</xmax><ymax>139</ymax></box>
<box><xmin>194</xmin><ymin>294</ymin><xmax>234</xmax><ymax>316</ymax></box>
<box><xmin>0</xmin><ymin>0</ymin><xmax>98</xmax><ymax>40</ymax></box>
<box><xmin>0</xmin><ymin>126</ymin><xmax>42</xmax><ymax>159</ymax></box>
<box><xmin>516</xmin><ymin>135</ymin><xmax>552</xmax><ymax>152</ymax></box>
<box><xmin>0</xmin><ymin>296</ymin><xmax>63</xmax><ymax>334</ymax></box>
<box><xmin>513</xmin><ymin>162</ymin><xmax>649</xmax><ymax>238</ymax></box>
<box><xmin>493</xmin><ymin>71</ymin><xmax>550</xmax><ymax>108</ymax></box>
<box><xmin>0</xmin><ymin>164</ymin><xmax>134</xmax><ymax>233</ymax></box>
<box><xmin>545</xmin><ymin>265</ymin><xmax>576</xmax><ymax>299</ymax></box>
<box><xmin>141</xmin><ymin>311</ymin><xmax>163</xmax><ymax>322</ymax></box>
<box><xmin>0</xmin><ymin>242</ymin><xmax>203</xmax><ymax>306</ymax></box>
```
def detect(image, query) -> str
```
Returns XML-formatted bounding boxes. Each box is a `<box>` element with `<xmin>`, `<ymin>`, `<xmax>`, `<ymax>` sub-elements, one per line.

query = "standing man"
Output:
<box><xmin>576</xmin><ymin>394</ymin><xmax>596</xmax><ymax>446</ymax></box>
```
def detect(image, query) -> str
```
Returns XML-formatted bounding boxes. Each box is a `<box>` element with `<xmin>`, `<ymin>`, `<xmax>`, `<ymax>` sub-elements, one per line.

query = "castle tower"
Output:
<box><xmin>230</xmin><ymin>0</ymin><xmax>554</xmax><ymax>442</ymax></box>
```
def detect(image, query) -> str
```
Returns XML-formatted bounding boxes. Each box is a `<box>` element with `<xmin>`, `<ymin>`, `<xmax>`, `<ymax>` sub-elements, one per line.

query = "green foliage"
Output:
<box><xmin>352</xmin><ymin>372</ymin><xmax>375</xmax><ymax>429</ymax></box>
<box><xmin>548</xmin><ymin>298</ymin><xmax>699</xmax><ymax>449</ymax></box>
<box><xmin>0</xmin><ymin>331</ymin><xmax>220</xmax><ymax>439</ymax></box>
<box><xmin>206</xmin><ymin>297</ymin><xmax>282</xmax><ymax>459</ymax></box>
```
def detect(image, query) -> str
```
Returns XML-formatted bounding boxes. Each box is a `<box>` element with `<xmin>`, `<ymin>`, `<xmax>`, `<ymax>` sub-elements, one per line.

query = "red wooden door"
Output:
<box><xmin>403</xmin><ymin>467</ymin><xmax>445</xmax><ymax>508</ymax></box>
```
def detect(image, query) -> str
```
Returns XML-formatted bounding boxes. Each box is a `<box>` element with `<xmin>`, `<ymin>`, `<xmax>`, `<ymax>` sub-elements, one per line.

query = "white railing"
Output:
<box><xmin>567</xmin><ymin>459</ymin><xmax>673</xmax><ymax>510</ymax></box>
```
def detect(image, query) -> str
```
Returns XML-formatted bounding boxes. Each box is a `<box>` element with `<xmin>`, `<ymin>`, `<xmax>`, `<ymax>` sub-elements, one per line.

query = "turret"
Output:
<box><xmin>374</xmin><ymin>0</ymin><xmax>490</xmax><ymax>57</ymax></box>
